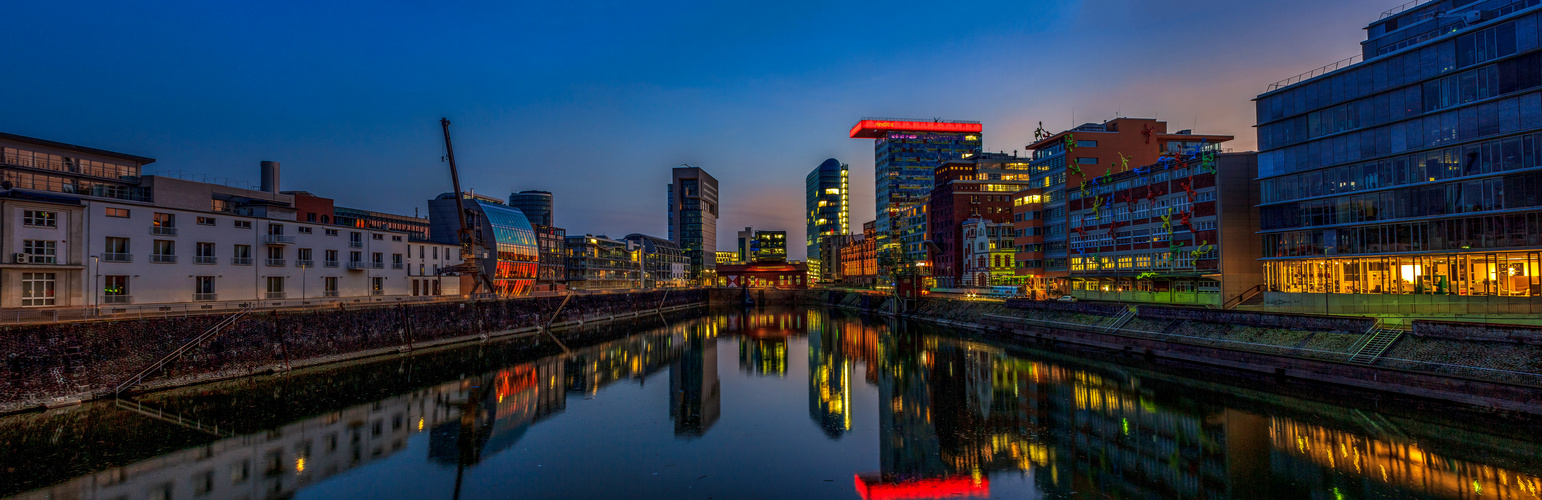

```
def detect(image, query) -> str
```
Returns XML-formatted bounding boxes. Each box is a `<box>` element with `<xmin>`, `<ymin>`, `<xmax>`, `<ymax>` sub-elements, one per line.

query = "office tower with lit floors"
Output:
<box><xmin>806</xmin><ymin>158</ymin><xmax>849</xmax><ymax>274</ymax></box>
<box><xmin>668</xmin><ymin>167</ymin><xmax>719</xmax><ymax>281</ymax></box>
<box><xmin>850</xmin><ymin>119</ymin><xmax>983</xmax><ymax>276</ymax></box>
<box><xmin>1256</xmin><ymin>0</ymin><xmax>1542</xmax><ymax>316</ymax></box>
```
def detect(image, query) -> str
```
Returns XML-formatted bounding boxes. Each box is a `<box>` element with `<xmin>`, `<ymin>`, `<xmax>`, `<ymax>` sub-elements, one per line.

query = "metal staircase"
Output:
<box><xmin>1103</xmin><ymin>307</ymin><xmax>1137</xmax><ymax>333</ymax></box>
<box><xmin>1348</xmin><ymin>324</ymin><xmax>1406</xmax><ymax>364</ymax></box>
<box><xmin>115</xmin><ymin>304</ymin><xmax>254</xmax><ymax>396</ymax></box>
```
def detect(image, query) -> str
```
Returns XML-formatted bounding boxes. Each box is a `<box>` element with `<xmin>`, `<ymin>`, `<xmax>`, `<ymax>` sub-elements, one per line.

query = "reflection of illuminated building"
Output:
<box><xmin>1270</xmin><ymin>416</ymin><xmax>1542</xmax><ymax>499</ymax></box>
<box><xmin>808</xmin><ymin>319</ymin><xmax>851</xmax><ymax>438</ymax></box>
<box><xmin>429</xmin><ymin>358</ymin><xmax>566</xmax><ymax>466</ymax></box>
<box><xmin>670</xmin><ymin>324</ymin><xmax>720</xmax><ymax>437</ymax></box>
<box><xmin>739</xmin><ymin>338</ymin><xmax>789</xmax><ymax>377</ymax></box>
<box><xmin>18</xmin><ymin>387</ymin><xmax>442</xmax><ymax>500</ymax></box>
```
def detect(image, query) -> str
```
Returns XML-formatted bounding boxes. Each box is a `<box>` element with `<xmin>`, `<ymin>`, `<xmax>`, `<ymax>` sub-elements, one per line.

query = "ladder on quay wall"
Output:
<box><xmin>1103</xmin><ymin>307</ymin><xmax>1137</xmax><ymax>333</ymax></box>
<box><xmin>115</xmin><ymin>304</ymin><xmax>254</xmax><ymax>396</ymax></box>
<box><xmin>1348</xmin><ymin>324</ymin><xmax>1406</xmax><ymax>364</ymax></box>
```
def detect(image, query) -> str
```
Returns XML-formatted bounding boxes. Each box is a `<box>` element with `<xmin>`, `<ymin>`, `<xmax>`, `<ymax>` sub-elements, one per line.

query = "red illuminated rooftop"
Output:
<box><xmin>849</xmin><ymin>119</ymin><xmax>982</xmax><ymax>139</ymax></box>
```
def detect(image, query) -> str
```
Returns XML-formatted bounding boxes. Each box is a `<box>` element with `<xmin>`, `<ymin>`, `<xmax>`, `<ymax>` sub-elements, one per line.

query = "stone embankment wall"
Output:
<box><xmin>714</xmin><ymin>287</ymin><xmax>1542</xmax><ymax>413</ymax></box>
<box><xmin>1</xmin><ymin>290</ymin><xmax>706</xmax><ymax>414</ymax></box>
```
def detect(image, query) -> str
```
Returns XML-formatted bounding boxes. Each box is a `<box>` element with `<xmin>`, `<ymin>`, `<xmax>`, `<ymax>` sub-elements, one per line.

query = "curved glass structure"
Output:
<box><xmin>475</xmin><ymin>201</ymin><xmax>539</xmax><ymax>296</ymax></box>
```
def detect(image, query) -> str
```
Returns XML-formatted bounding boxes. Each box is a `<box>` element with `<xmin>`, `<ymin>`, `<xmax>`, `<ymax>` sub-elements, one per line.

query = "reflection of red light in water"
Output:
<box><xmin>494</xmin><ymin>366</ymin><xmax>539</xmax><ymax>401</ymax></box>
<box><xmin>853</xmin><ymin>474</ymin><xmax>989</xmax><ymax>500</ymax></box>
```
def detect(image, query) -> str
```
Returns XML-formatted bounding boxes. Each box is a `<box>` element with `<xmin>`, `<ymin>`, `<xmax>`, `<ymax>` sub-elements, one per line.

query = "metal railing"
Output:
<box><xmin>349</xmin><ymin>241</ymin><xmax>363</xmax><ymax>248</ymax></box>
<box><xmin>193</xmin><ymin>256</ymin><xmax>218</xmax><ymax>265</ymax></box>
<box><xmin>115</xmin><ymin>304</ymin><xmax>254</xmax><ymax>395</ymax></box>
<box><xmin>193</xmin><ymin>293</ymin><xmax>217</xmax><ymax>301</ymax></box>
<box><xmin>295</xmin><ymin>259</ymin><xmax>315</xmax><ymax>267</ymax></box>
<box><xmin>1221</xmin><ymin>284</ymin><xmax>1265</xmax><ymax>310</ymax></box>
<box><xmin>150</xmin><ymin>226</ymin><xmax>178</xmax><ymax>236</ymax></box>
<box><xmin>264</xmin><ymin>235</ymin><xmax>295</xmax><ymax>245</ymax></box>
<box><xmin>266</xmin><ymin>291</ymin><xmax>287</xmax><ymax>299</ymax></box>
<box><xmin>324</xmin><ymin>260</ymin><xmax>339</xmax><ymax>268</ymax></box>
<box><xmin>151</xmin><ymin>254</ymin><xmax>176</xmax><ymax>264</ymax></box>
<box><xmin>231</xmin><ymin>257</ymin><xmax>252</xmax><ymax>266</ymax></box>
<box><xmin>323</xmin><ymin>290</ymin><xmax>339</xmax><ymax>297</ymax></box>
<box><xmin>1266</xmin><ymin>54</ymin><xmax>1363</xmax><ymax>92</ymax></box>
<box><xmin>102</xmin><ymin>295</ymin><xmax>132</xmax><ymax>304</ymax></box>
<box><xmin>102</xmin><ymin>252</ymin><xmax>132</xmax><ymax>263</ymax></box>
<box><xmin>265</xmin><ymin>258</ymin><xmax>286</xmax><ymax>267</ymax></box>
<box><xmin>391</xmin><ymin>262</ymin><xmax>404</xmax><ymax>269</ymax></box>
<box><xmin>1381</xmin><ymin>0</ymin><xmax>1437</xmax><ymax>19</ymax></box>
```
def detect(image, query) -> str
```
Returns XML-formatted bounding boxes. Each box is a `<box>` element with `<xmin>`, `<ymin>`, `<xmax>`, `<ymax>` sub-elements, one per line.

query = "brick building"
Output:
<box><xmin>927</xmin><ymin>152</ymin><xmax>1035</xmax><ymax>288</ymax></box>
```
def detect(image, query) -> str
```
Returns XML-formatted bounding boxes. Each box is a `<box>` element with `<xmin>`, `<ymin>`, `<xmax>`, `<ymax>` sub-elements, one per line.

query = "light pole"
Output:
<box><xmin>90</xmin><ymin>255</ymin><xmax>99</xmax><ymax>316</ymax></box>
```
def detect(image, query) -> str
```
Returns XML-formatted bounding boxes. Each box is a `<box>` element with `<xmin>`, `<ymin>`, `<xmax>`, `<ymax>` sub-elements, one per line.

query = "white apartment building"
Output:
<box><xmin>0</xmin><ymin>132</ymin><xmax>462</xmax><ymax>312</ymax></box>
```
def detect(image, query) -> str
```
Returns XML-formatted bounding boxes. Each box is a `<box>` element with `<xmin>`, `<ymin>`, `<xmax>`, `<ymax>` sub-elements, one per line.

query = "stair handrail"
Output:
<box><xmin>1222</xmin><ymin>284</ymin><xmax>1265</xmax><ymax>310</ymax></box>
<box><xmin>115</xmin><ymin>304</ymin><xmax>254</xmax><ymax>396</ymax></box>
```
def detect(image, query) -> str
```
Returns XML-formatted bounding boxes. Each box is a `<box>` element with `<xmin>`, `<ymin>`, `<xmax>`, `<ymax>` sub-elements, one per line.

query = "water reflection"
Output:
<box><xmin>6</xmin><ymin>307</ymin><xmax>1542</xmax><ymax>500</ymax></box>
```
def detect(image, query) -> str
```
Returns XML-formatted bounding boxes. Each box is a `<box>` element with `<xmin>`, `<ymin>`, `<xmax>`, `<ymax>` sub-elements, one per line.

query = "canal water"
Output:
<box><xmin>3</xmin><ymin>307</ymin><xmax>1541</xmax><ymax>499</ymax></box>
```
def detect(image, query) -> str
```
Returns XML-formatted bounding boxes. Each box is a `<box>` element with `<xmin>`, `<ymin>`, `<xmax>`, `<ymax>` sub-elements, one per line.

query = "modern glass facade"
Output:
<box><xmin>669</xmin><ymin>167</ymin><xmax>719</xmax><ymax>281</ymax></box>
<box><xmin>1255</xmin><ymin>0</ymin><xmax>1542</xmax><ymax>310</ymax></box>
<box><xmin>805</xmin><ymin>158</ymin><xmax>849</xmax><ymax>266</ymax></box>
<box><xmin>477</xmin><ymin>201</ymin><xmax>539</xmax><ymax>296</ymax></box>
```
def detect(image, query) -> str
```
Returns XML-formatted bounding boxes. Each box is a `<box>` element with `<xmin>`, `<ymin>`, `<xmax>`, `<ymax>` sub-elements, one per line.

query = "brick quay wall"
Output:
<box><xmin>1</xmin><ymin>290</ymin><xmax>707</xmax><ymax>414</ymax></box>
<box><xmin>713</xmin><ymin>287</ymin><xmax>1542</xmax><ymax>415</ymax></box>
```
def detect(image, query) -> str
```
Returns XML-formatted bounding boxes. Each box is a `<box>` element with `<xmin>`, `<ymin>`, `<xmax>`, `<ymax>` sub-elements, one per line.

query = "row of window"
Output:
<box><xmin>98</xmin><ymin>236</ymin><xmax>403</xmax><ymax>266</ymax></box>
<box><xmin>1261</xmin><ymin>169</ymin><xmax>1542</xmax><ymax>230</ymax></box>
<box><xmin>1265</xmin><ymin>213</ymin><xmax>1542</xmax><ymax>258</ymax></box>
<box><xmin>3</xmin><ymin>147</ymin><xmax>138</xmax><ymax>179</ymax></box>
<box><xmin>1068</xmin><ymin>251</ymin><xmax>1213</xmax><ymax>272</ymax></box>
<box><xmin>1260</xmin><ymin>51</ymin><xmax>1542</xmax><ymax>151</ymax></box>
<box><xmin>1261</xmin><ymin>89</ymin><xmax>1542</xmax><ymax>178</ymax></box>
<box><xmin>1261</xmin><ymin>131</ymin><xmax>1542</xmax><ymax>204</ymax></box>
<box><xmin>1266</xmin><ymin>252</ymin><xmax>1539</xmax><ymax>296</ymax></box>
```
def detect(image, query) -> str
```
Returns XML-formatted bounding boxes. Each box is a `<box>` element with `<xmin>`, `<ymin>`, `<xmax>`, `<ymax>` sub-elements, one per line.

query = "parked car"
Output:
<box><xmin>1056</xmin><ymin>295</ymin><xmax>1077</xmax><ymax>302</ymax></box>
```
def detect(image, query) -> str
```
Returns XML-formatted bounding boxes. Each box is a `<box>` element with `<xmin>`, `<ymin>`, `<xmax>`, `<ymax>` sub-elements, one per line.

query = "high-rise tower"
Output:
<box><xmin>805</xmin><ymin>158</ymin><xmax>849</xmax><ymax>269</ymax></box>
<box><xmin>850</xmin><ymin>119</ymin><xmax>982</xmax><ymax>276</ymax></box>
<box><xmin>668</xmin><ymin>166</ymin><xmax>719</xmax><ymax>281</ymax></box>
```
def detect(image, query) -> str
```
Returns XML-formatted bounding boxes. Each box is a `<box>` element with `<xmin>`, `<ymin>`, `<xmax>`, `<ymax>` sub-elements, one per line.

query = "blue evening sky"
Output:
<box><xmin>2</xmin><ymin>0</ymin><xmax>1373</xmax><ymax>258</ymax></box>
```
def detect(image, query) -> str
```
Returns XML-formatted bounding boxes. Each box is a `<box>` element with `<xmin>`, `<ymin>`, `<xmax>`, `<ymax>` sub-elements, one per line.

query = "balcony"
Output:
<box><xmin>266</xmin><ymin>291</ymin><xmax>286</xmax><ymax>299</ymax></box>
<box><xmin>295</xmin><ymin>259</ymin><xmax>315</xmax><ymax>268</ymax></box>
<box><xmin>265</xmin><ymin>258</ymin><xmax>286</xmax><ymax>267</ymax></box>
<box><xmin>102</xmin><ymin>252</ymin><xmax>132</xmax><ymax>263</ymax></box>
<box><xmin>265</xmin><ymin>235</ymin><xmax>296</xmax><ymax>245</ymax></box>
<box><xmin>151</xmin><ymin>254</ymin><xmax>176</xmax><ymax>264</ymax></box>
<box><xmin>346</xmin><ymin>260</ymin><xmax>368</xmax><ymax>270</ymax></box>
<box><xmin>193</xmin><ymin>293</ymin><xmax>217</xmax><ymax>302</ymax></box>
<box><xmin>391</xmin><ymin>262</ymin><xmax>404</xmax><ymax>269</ymax></box>
<box><xmin>102</xmin><ymin>295</ymin><xmax>132</xmax><ymax>304</ymax></box>
<box><xmin>349</xmin><ymin>241</ymin><xmax>363</xmax><ymax>248</ymax></box>
<box><xmin>324</xmin><ymin>260</ymin><xmax>339</xmax><ymax>268</ymax></box>
<box><xmin>150</xmin><ymin>226</ymin><xmax>177</xmax><ymax>236</ymax></box>
<box><xmin>323</xmin><ymin>290</ymin><xmax>339</xmax><ymax>297</ymax></box>
<box><xmin>231</xmin><ymin>257</ymin><xmax>253</xmax><ymax>266</ymax></box>
<box><xmin>194</xmin><ymin>256</ymin><xmax>217</xmax><ymax>265</ymax></box>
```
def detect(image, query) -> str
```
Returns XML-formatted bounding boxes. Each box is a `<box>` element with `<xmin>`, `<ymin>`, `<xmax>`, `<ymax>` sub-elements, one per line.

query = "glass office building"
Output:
<box><xmin>668</xmin><ymin>167</ymin><xmax>719</xmax><ymax>281</ymax></box>
<box><xmin>850</xmin><ymin>119</ymin><xmax>982</xmax><ymax>269</ymax></box>
<box><xmin>805</xmin><ymin>158</ymin><xmax>849</xmax><ymax>268</ymax></box>
<box><xmin>1255</xmin><ymin>0</ymin><xmax>1542</xmax><ymax>314</ymax></box>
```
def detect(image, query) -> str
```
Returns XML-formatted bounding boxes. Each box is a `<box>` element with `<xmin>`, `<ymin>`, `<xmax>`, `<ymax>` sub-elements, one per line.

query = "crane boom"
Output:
<box><xmin>440</xmin><ymin>118</ymin><xmax>495</xmax><ymax>296</ymax></box>
<box><xmin>441</xmin><ymin>118</ymin><xmax>472</xmax><ymax>258</ymax></box>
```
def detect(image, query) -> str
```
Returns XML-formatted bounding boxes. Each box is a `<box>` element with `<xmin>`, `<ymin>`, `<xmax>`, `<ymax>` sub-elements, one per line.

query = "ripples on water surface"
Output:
<box><xmin>3</xmin><ymin>307</ymin><xmax>1541</xmax><ymax>499</ymax></box>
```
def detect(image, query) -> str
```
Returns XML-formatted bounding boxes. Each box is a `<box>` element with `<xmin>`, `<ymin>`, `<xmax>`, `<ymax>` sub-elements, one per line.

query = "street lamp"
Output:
<box><xmin>90</xmin><ymin>255</ymin><xmax>98</xmax><ymax>316</ymax></box>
